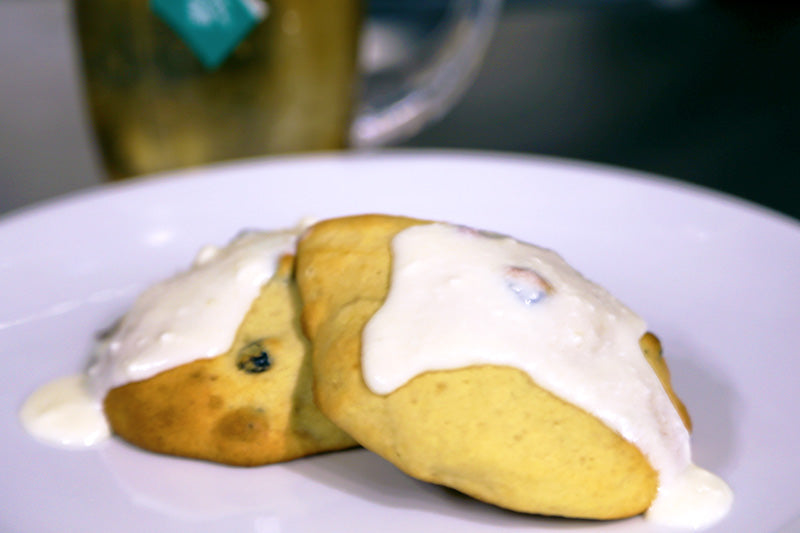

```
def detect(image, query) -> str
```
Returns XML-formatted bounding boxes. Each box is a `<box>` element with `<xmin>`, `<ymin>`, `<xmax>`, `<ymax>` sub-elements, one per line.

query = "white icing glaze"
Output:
<box><xmin>362</xmin><ymin>222</ymin><xmax>732</xmax><ymax>527</ymax></box>
<box><xmin>19</xmin><ymin>374</ymin><xmax>110</xmax><ymax>448</ymax></box>
<box><xmin>87</xmin><ymin>228</ymin><xmax>300</xmax><ymax>397</ymax></box>
<box><xmin>22</xmin><ymin>225</ymin><xmax>306</xmax><ymax>449</ymax></box>
<box><xmin>646</xmin><ymin>464</ymin><xmax>734</xmax><ymax>529</ymax></box>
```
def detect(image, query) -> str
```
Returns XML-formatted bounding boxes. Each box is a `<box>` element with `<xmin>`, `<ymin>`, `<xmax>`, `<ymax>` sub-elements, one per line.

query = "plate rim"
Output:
<box><xmin>2</xmin><ymin>149</ymin><xmax>798</xmax><ymax>232</ymax></box>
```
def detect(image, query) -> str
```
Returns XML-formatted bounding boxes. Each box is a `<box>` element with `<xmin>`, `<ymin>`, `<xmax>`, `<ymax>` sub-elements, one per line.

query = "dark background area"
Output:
<box><xmin>398</xmin><ymin>0</ymin><xmax>799</xmax><ymax>220</ymax></box>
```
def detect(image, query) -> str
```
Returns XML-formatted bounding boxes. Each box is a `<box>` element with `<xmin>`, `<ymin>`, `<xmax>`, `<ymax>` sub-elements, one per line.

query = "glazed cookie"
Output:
<box><xmin>295</xmin><ymin>214</ymin><xmax>693</xmax><ymax>519</ymax></box>
<box><xmin>96</xmin><ymin>230</ymin><xmax>356</xmax><ymax>466</ymax></box>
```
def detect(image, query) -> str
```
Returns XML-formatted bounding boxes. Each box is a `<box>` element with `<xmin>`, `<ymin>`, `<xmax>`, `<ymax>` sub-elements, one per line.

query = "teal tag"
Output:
<box><xmin>150</xmin><ymin>0</ymin><xmax>268</xmax><ymax>70</ymax></box>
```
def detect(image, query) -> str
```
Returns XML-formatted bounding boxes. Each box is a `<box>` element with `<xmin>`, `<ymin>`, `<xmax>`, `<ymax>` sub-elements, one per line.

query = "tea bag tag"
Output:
<box><xmin>150</xmin><ymin>0</ymin><xmax>269</xmax><ymax>70</ymax></box>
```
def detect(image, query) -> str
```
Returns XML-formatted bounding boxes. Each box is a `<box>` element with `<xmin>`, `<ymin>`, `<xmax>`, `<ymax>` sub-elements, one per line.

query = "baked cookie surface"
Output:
<box><xmin>295</xmin><ymin>214</ymin><xmax>691</xmax><ymax>518</ymax></box>
<box><xmin>104</xmin><ymin>256</ymin><xmax>357</xmax><ymax>466</ymax></box>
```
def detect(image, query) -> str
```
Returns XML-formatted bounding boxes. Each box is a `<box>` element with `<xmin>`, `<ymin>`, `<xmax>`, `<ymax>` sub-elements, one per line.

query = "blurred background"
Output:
<box><xmin>1</xmin><ymin>0</ymin><xmax>798</xmax><ymax>219</ymax></box>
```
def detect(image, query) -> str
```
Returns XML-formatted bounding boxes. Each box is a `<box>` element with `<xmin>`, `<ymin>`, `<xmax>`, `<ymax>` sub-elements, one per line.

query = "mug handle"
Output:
<box><xmin>351</xmin><ymin>0</ymin><xmax>504</xmax><ymax>148</ymax></box>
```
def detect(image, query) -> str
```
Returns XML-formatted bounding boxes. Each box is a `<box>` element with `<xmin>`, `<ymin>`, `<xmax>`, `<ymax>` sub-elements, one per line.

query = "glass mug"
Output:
<box><xmin>72</xmin><ymin>0</ymin><xmax>503</xmax><ymax>180</ymax></box>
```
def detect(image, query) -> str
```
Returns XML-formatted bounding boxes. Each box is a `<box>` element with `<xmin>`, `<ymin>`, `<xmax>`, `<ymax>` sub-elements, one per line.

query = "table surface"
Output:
<box><xmin>1</xmin><ymin>0</ymin><xmax>798</xmax><ymax>220</ymax></box>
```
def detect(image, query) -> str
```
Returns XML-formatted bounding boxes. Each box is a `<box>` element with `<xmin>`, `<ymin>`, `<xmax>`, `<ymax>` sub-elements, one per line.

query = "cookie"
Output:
<box><xmin>103</xmin><ymin>254</ymin><xmax>357</xmax><ymax>466</ymax></box>
<box><xmin>295</xmin><ymin>214</ymin><xmax>691</xmax><ymax>519</ymax></box>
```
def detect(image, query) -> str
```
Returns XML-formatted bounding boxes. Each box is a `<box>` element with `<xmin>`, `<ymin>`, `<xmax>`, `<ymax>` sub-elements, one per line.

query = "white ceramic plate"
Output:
<box><xmin>1</xmin><ymin>151</ymin><xmax>798</xmax><ymax>533</ymax></box>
